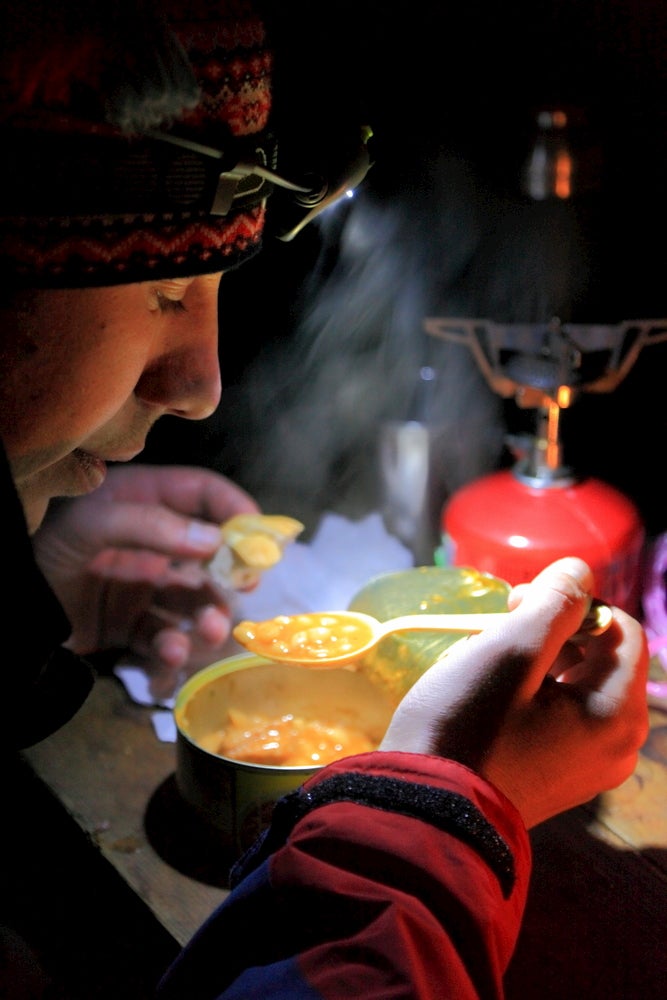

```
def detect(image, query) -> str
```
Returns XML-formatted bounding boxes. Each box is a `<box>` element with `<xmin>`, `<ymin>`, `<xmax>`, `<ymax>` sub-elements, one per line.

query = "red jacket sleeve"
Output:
<box><xmin>157</xmin><ymin>751</ymin><xmax>532</xmax><ymax>1000</ymax></box>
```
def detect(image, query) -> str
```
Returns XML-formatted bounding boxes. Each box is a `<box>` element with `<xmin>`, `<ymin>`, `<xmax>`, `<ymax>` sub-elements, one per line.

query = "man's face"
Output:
<box><xmin>0</xmin><ymin>273</ymin><xmax>223</xmax><ymax>532</ymax></box>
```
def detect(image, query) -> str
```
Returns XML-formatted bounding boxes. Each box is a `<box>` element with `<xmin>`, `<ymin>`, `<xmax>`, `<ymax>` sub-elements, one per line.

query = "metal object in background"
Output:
<box><xmin>378</xmin><ymin>365</ymin><xmax>453</xmax><ymax>565</ymax></box>
<box><xmin>378</xmin><ymin>419</ymin><xmax>440</xmax><ymax>565</ymax></box>
<box><xmin>520</xmin><ymin>107</ymin><xmax>602</xmax><ymax>201</ymax></box>
<box><xmin>424</xmin><ymin>316</ymin><xmax>667</xmax><ymax>615</ymax></box>
<box><xmin>423</xmin><ymin>315</ymin><xmax>667</xmax><ymax>404</ymax></box>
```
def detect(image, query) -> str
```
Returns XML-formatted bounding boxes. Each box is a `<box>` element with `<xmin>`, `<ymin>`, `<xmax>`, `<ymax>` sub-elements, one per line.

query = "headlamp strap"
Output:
<box><xmin>0</xmin><ymin>126</ymin><xmax>279</xmax><ymax>218</ymax></box>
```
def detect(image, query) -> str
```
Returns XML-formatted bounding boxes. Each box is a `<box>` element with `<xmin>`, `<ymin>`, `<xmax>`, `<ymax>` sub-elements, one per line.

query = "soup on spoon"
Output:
<box><xmin>232</xmin><ymin>602</ymin><xmax>612</xmax><ymax>669</ymax></box>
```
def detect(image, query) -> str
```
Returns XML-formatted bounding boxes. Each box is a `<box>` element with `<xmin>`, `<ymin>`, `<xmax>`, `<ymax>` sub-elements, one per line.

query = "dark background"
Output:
<box><xmin>142</xmin><ymin>0</ymin><xmax>667</xmax><ymax>539</ymax></box>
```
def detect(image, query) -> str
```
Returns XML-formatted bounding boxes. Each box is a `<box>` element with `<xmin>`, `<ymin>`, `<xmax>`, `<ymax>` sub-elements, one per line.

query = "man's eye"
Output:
<box><xmin>155</xmin><ymin>290</ymin><xmax>187</xmax><ymax>313</ymax></box>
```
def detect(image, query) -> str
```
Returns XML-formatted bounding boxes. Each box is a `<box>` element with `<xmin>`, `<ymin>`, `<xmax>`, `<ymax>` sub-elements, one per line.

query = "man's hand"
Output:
<box><xmin>32</xmin><ymin>464</ymin><xmax>260</xmax><ymax>700</ymax></box>
<box><xmin>381</xmin><ymin>557</ymin><xmax>650</xmax><ymax>827</ymax></box>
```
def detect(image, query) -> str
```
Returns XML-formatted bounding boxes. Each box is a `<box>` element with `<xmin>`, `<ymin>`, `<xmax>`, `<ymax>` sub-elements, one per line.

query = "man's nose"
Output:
<box><xmin>136</xmin><ymin>297</ymin><xmax>223</xmax><ymax>419</ymax></box>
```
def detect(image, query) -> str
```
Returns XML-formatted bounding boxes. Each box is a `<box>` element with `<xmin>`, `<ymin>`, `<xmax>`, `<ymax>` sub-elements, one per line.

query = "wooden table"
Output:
<box><xmin>18</xmin><ymin>670</ymin><xmax>667</xmax><ymax>999</ymax></box>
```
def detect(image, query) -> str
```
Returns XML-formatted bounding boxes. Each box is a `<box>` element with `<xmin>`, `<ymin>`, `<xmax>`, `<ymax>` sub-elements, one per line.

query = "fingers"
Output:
<box><xmin>504</xmin><ymin>560</ymin><xmax>648</xmax><ymax>707</ymax></box>
<box><xmin>47</xmin><ymin>464</ymin><xmax>261</xmax><ymax>561</ymax></box>
<box><xmin>555</xmin><ymin>606</ymin><xmax>649</xmax><ymax>717</ymax></box>
<box><xmin>136</xmin><ymin>605</ymin><xmax>235</xmax><ymax>700</ymax></box>
<box><xmin>98</xmin><ymin>502</ymin><xmax>223</xmax><ymax>559</ymax></box>
<box><xmin>154</xmin><ymin>603</ymin><xmax>232</xmax><ymax>653</ymax></box>
<box><xmin>486</xmin><ymin>557</ymin><xmax>597</xmax><ymax>696</ymax></box>
<box><xmin>434</xmin><ymin>557</ymin><xmax>596</xmax><ymax>696</ymax></box>
<box><xmin>381</xmin><ymin>557</ymin><xmax>598</xmax><ymax>757</ymax></box>
<box><xmin>138</xmin><ymin>602</ymin><xmax>232</xmax><ymax>648</ymax></box>
<box><xmin>506</xmin><ymin>556</ymin><xmax>594</xmax><ymax>618</ymax></box>
<box><xmin>104</xmin><ymin>464</ymin><xmax>259</xmax><ymax>524</ymax></box>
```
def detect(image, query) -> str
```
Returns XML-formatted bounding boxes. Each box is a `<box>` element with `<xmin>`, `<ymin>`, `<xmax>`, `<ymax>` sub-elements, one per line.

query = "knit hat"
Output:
<box><xmin>0</xmin><ymin>0</ymin><xmax>273</xmax><ymax>287</ymax></box>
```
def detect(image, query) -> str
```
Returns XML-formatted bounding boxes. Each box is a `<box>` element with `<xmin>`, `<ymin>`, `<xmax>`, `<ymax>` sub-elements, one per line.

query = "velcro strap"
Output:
<box><xmin>233</xmin><ymin>771</ymin><xmax>516</xmax><ymax>898</ymax></box>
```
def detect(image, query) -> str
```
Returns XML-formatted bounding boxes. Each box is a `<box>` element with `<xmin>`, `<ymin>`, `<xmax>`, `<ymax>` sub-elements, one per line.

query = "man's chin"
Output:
<box><xmin>23</xmin><ymin>495</ymin><xmax>50</xmax><ymax>536</ymax></box>
<box><xmin>16</xmin><ymin>450</ymin><xmax>109</xmax><ymax>534</ymax></box>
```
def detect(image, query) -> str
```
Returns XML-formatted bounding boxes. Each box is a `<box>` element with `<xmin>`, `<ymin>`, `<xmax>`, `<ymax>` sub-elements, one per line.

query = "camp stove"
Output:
<box><xmin>424</xmin><ymin>315</ymin><xmax>667</xmax><ymax>614</ymax></box>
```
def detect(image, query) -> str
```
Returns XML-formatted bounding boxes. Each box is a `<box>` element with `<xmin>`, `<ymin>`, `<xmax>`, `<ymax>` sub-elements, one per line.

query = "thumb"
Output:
<box><xmin>483</xmin><ymin>556</ymin><xmax>596</xmax><ymax>697</ymax></box>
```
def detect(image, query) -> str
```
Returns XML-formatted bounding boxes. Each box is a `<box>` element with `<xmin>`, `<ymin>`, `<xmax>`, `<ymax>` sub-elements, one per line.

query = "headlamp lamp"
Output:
<box><xmin>1</xmin><ymin>123</ymin><xmax>373</xmax><ymax>242</ymax></box>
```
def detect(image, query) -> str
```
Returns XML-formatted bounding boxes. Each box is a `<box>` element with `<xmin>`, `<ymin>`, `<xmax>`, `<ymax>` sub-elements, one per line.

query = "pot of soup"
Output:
<box><xmin>174</xmin><ymin>653</ymin><xmax>394</xmax><ymax>857</ymax></box>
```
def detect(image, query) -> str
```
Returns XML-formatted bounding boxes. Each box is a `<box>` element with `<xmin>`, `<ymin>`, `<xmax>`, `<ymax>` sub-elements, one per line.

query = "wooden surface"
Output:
<box><xmin>22</xmin><ymin>674</ymin><xmax>229</xmax><ymax>948</ymax></box>
<box><xmin>21</xmin><ymin>672</ymin><xmax>667</xmax><ymax>998</ymax></box>
<box><xmin>506</xmin><ymin>700</ymin><xmax>667</xmax><ymax>999</ymax></box>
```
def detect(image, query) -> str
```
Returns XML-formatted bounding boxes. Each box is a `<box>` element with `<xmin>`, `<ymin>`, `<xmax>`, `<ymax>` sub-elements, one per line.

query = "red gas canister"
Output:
<box><xmin>442</xmin><ymin>465</ymin><xmax>645</xmax><ymax>616</ymax></box>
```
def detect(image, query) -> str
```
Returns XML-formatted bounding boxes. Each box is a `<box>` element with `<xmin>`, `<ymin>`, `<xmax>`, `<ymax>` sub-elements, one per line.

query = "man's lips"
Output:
<box><xmin>72</xmin><ymin>449</ymin><xmax>107</xmax><ymax>491</ymax></box>
<box><xmin>72</xmin><ymin>443</ymin><xmax>145</xmax><ymax>491</ymax></box>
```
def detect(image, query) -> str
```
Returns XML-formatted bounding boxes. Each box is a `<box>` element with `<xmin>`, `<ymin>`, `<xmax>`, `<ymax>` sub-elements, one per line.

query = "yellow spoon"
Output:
<box><xmin>232</xmin><ymin>600</ymin><xmax>613</xmax><ymax>669</ymax></box>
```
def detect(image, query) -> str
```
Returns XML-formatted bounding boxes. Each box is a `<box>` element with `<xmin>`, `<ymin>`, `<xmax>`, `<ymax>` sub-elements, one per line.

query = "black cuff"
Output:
<box><xmin>232</xmin><ymin>771</ymin><xmax>516</xmax><ymax>898</ymax></box>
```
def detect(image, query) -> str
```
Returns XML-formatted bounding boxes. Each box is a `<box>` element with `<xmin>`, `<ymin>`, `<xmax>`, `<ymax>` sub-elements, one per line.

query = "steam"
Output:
<box><xmin>208</xmin><ymin>115</ymin><xmax>660</xmax><ymax>544</ymax></box>
<box><xmin>191</xmin><ymin>1</ymin><xmax>667</xmax><ymax>542</ymax></box>
<box><xmin>215</xmin><ymin>150</ymin><xmax>521</xmax><ymax>532</ymax></box>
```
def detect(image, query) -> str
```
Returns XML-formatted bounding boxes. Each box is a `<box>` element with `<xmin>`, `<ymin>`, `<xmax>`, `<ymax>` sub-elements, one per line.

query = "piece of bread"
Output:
<box><xmin>207</xmin><ymin>513</ymin><xmax>304</xmax><ymax>589</ymax></box>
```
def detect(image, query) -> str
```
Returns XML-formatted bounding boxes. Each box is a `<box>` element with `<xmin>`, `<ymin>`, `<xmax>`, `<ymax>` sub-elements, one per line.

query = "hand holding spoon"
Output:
<box><xmin>232</xmin><ymin>600</ymin><xmax>613</xmax><ymax>669</ymax></box>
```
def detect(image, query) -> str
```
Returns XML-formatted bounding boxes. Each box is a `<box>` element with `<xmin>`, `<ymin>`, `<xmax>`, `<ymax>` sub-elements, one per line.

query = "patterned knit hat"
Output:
<box><xmin>0</xmin><ymin>0</ymin><xmax>273</xmax><ymax>287</ymax></box>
